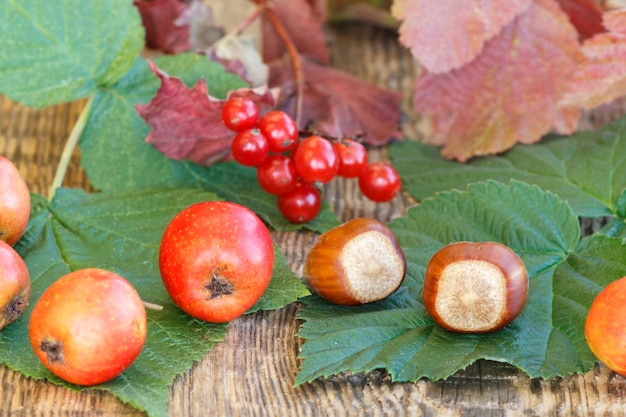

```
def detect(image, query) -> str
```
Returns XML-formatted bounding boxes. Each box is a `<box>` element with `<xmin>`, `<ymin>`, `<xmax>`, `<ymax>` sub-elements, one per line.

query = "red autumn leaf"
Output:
<box><xmin>392</xmin><ymin>0</ymin><xmax>532</xmax><ymax>73</ymax></box>
<box><xmin>134</xmin><ymin>0</ymin><xmax>191</xmax><ymax>54</ymax></box>
<box><xmin>269</xmin><ymin>55</ymin><xmax>401</xmax><ymax>145</ymax></box>
<box><xmin>555</xmin><ymin>0</ymin><xmax>605</xmax><ymax>40</ymax></box>
<box><xmin>257</xmin><ymin>0</ymin><xmax>329</xmax><ymax>64</ymax></box>
<box><xmin>413</xmin><ymin>0</ymin><xmax>584</xmax><ymax>162</ymax></box>
<box><xmin>560</xmin><ymin>10</ymin><xmax>626</xmax><ymax>110</ymax></box>
<box><xmin>136</xmin><ymin>61</ymin><xmax>275</xmax><ymax>166</ymax></box>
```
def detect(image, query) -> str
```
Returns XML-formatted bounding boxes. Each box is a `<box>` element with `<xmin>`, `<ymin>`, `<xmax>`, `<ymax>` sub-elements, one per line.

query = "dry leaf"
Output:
<box><xmin>561</xmin><ymin>10</ymin><xmax>626</xmax><ymax>109</ymax></box>
<box><xmin>134</xmin><ymin>0</ymin><xmax>191</xmax><ymax>54</ymax></box>
<box><xmin>136</xmin><ymin>61</ymin><xmax>275</xmax><ymax>166</ymax></box>
<box><xmin>393</xmin><ymin>0</ymin><xmax>532</xmax><ymax>73</ymax></box>
<box><xmin>413</xmin><ymin>0</ymin><xmax>583</xmax><ymax>162</ymax></box>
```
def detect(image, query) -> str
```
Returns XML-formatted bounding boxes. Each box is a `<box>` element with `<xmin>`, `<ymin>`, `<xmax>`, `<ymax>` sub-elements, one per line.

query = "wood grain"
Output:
<box><xmin>1</xmin><ymin>23</ymin><xmax>626</xmax><ymax>417</ymax></box>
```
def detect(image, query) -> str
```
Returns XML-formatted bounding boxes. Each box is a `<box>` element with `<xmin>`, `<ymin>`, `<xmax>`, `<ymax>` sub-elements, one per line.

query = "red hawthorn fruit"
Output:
<box><xmin>358</xmin><ymin>161</ymin><xmax>402</xmax><ymax>202</ymax></box>
<box><xmin>0</xmin><ymin>155</ymin><xmax>31</xmax><ymax>246</ymax></box>
<box><xmin>159</xmin><ymin>201</ymin><xmax>274</xmax><ymax>323</ymax></box>
<box><xmin>29</xmin><ymin>268</ymin><xmax>147</xmax><ymax>386</ymax></box>
<box><xmin>0</xmin><ymin>240</ymin><xmax>30</xmax><ymax>330</ymax></box>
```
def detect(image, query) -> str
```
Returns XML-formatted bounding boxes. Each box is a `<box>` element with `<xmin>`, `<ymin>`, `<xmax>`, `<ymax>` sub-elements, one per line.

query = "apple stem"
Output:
<box><xmin>142</xmin><ymin>300</ymin><xmax>164</xmax><ymax>311</ymax></box>
<box><xmin>48</xmin><ymin>96</ymin><xmax>94</xmax><ymax>201</ymax></box>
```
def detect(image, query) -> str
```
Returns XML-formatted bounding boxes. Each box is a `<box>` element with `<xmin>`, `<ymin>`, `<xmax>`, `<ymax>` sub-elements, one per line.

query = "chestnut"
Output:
<box><xmin>302</xmin><ymin>218</ymin><xmax>406</xmax><ymax>305</ymax></box>
<box><xmin>422</xmin><ymin>241</ymin><xmax>528</xmax><ymax>333</ymax></box>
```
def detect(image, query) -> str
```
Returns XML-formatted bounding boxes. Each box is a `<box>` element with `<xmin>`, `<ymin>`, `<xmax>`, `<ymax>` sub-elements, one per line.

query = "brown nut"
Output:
<box><xmin>303</xmin><ymin>218</ymin><xmax>406</xmax><ymax>305</ymax></box>
<box><xmin>423</xmin><ymin>241</ymin><xmax>528</xmax><ymax>333</ymax></box>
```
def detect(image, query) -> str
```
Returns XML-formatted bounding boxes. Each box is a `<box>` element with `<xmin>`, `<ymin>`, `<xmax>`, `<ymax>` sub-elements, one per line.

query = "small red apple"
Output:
<box><xmin>159</xmin><ymin>201</ymin><xmax>274</xmax><ymax>323</ymax></box>
<box><xmin>29</xmin><ymin>268</ymin><xmax>147</xmax><ymax>386</ymax></box>
<box><xmin>0</xmin><ymin>155</ymin><xmax>31</xmax><ymax>246</ymax></box>
<box><xmin>0</xmin><ymin>239</ymin><xmax>30</xmax><ymax>330</ymax></box>
<box><xmin>585</xmin><ymin>276</ymin><xmax>626</xmax><ymax>376</ymax></box>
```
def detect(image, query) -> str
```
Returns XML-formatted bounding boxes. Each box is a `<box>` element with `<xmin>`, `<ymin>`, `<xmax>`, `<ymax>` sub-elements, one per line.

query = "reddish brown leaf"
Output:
<box><xmin>414</xmin><ymin>0</ymin><xmax>584</xmax><ymax>162</ymax></box>
<box><xmin>556</xmin><ymin>0</ymin><xmax>605</xmax><ymax>40</ymax></box>
<box><xmin>392</xmin><ymin>0</ymin><xmax>532</xmax><ymax>73</ymax></box>
<box><xmin>260</xmin><ymin>0</ymin><xmax>329</xmax><ymax>64</ymax></box>
<box><xmin>134</xmin><ymin>0</ymin><xmax>191</xmax><ymax>54</ymax></box>
<box><xmin>269</xmin><ymin>56</ymin><xmax>401</xmax><ymax>145</ymax></box>
<box><xmin>561</xmin><ymin>10</ymin><xmax>626</xmax><ymax>109</ymax></box>
<box><xmin>136</xmin><ymin>61</ymin><xmax>275</xmax><ymax>166</ymax></box>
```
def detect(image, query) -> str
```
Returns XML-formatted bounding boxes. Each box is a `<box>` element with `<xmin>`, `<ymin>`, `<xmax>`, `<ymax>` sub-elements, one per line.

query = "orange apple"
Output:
<box><xmin>29</xmin><ymin>268</ymin><xmax>147</xmax><ymax>386</ymax></box>
<box><xmin>0</xmin><ymin>239</ymin><xmax>30</xmax><ymax>329</ymax></box>
<box><xmin>0</xmin><ymin>155</ymin><xmax>30</xmax><ymax>246</ymax></box>
<box><xmin>585</xmin><ymin>276</ymin><xmax>626</xmax><ymax>375</ymax></box>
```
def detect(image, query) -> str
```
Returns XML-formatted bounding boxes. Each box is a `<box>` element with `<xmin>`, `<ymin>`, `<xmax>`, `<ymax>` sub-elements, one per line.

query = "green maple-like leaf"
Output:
<box><xmin>296</xmin><ymin>181</ymin><xmax>626</xmax><ymax>384</ymax></box>
<box><xmin>0</xmin><ymin>0</ymin><xmax>144</xmax><ymax>107</ymax></box>
<box><xmin>389</xmin><ymin>120</ymin><xmax>626</xmax><ymax>226</ymax></box>
<box><xmin>2</xmin><ymin>188</ymin><xmax>308</xmax><ymax>417</ymax></box>
<box><xmin>79</xmin><ymin>53</ymin><xmax>339</xmax><ymax>233</ymax></box>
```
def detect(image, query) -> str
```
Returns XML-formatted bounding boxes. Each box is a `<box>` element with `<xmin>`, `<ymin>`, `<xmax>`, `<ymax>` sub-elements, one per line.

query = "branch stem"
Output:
<box><xmin>259</xmin><ymin>3</ymin><xmax>304</xmax><ymax>127</ymax></box>
<box><xmin>48</xmin><ymin>97</ymin><xmax>93</xmax><ymax>201</ymax></box>
<box><xmin>229</xmin><ymin>4</ymin><xmax>264</xmax><ymax>36</ymax></box>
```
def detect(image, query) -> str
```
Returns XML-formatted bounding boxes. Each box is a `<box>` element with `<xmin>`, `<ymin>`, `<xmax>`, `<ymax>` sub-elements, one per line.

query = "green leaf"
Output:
<box><xmin>78</xmin><ymin>54</ymin><xmax>339</xmax><ymax>233</ymax></box>
<box><xmin>249</xmin><ymin>246</ymin><xmax>310</xmax><ymax>313</ymax></box>
<box><xmin>80</xmin><ymin>54</ymin><xmax>243</xmax><ymax>193</ymax></box>
<box><xmin>389</xmin><ymin>120</ymin><xmax>626</xmax><ymax>219</ymax></box>
<box><xmin>0</xmin><ymin>0</ymin><xmax>144</xmax><ymax>107</ymax></box>
<box><xmin>3</xmin><ymin>188</ymin><xmax>307</xmax><ymax>417</ymax></box>
<box><xmin>296</xmin><ymin>181</ymin><xmax>626</xmax><ymax>384</ymax></box>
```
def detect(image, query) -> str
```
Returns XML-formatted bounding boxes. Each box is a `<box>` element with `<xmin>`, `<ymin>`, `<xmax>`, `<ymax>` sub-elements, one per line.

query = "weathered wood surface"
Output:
<box><xmin>1</xmin><ymin>23</ymin><xmax>626</xmax><ymax>417</ymax></box>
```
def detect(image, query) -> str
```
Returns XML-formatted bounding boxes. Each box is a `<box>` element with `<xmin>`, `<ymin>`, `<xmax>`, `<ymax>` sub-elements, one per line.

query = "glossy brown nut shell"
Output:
<box><xmin>303</xmin><ymin>218</ymin><xmax>406</xmax><ymax>305</ymax></box>
<box><xmin>423</xmin><ymin>241</ymin><xmax>528</xmax><ymax>333</ymax></box>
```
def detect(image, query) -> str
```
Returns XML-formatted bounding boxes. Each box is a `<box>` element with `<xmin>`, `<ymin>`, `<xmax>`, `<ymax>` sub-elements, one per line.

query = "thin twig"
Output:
<box><xmin>228</xmin><ymin>3</ymin><xmax>264</xmax><ymax>36</ymax></box>
<box><xmin>48</xmin><ymin>97</ymin><xmax>94</xmax><ymax>201</ymax></box>
<box><xmin>259</xmin><ymin>2</ymin><xmax>304</xmax><ymax>127</ymax></box>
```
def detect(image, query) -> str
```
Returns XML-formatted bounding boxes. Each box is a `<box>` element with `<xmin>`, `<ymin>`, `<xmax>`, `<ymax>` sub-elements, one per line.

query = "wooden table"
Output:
<box><xmin>2</xmin><ymin>23</ymin><xmax>625</xmax><ymax>417</ymax></box>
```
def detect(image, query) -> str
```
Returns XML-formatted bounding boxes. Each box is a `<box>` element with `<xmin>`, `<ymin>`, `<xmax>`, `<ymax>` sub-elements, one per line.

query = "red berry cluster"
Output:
<box><xmin>222</xmin><ymin>96</ymin><xmax>402</xmax><ymax>223</ymax></box>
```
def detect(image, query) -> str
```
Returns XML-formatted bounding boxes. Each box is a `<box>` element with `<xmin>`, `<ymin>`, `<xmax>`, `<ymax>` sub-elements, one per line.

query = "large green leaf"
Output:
<box><xmin>390</xmin><ymin>120</ymin><xmax>626</xmax><ymax>221</ymax></box>
<box><xmin>79</xmin><ymin>53</ymin><xmax>339</xmax><ymax>233</ymax></box>
<box><xmin>296</xmin><ymin>181</ymin><xmax>626</xmax><ymax>384</ymax></box>
<box><xmin>0</xmin><ymin>0</ymin><xmax>144</xmax><ymax>107</ymax></box>
<box><xmin>2</xmin><ymin>188</ymin><xmax>308</xmax><ymax>417</ymax></box>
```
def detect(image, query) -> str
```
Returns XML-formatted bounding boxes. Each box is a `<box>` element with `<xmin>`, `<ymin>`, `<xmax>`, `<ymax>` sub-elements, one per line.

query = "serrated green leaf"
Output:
<box><xmin>296</xmin><ymin>181</ymin><xmax>626</xmax><ymax>384</ymax></box>
<box><xmin>2</xmin><ymin>188</ymin><xmax>307</xmax><ymax>417</ymax></box>
<box><xmin>0</xmin><ymin>0</ymin><xmax>144</xmax><ymax>107</ymax></box>
<box><xmin>78</xmin><ymin>54</ymin><xmax>339</xmax><ymax>233</ymax></box>
<box><xmin>80</xmin><ymin>54</ymin><xmax>243</xmax><ymax>193</ymax></box>
<box><xmin>390</xmin><ymin>120</ymin><xmax>626</xmax><ymax>220</ymax></box>
<box><xmin>249</xmin><ymin>246</ymin><xmax>310</xmax><ymax>313</ymax></box>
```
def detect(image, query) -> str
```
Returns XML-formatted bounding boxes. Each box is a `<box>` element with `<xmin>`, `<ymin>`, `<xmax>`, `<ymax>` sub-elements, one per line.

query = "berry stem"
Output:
<box><xmin>257</xmin><ymin>2</ymin><xmax>304</xmax><ymax>127</ymax></box>
<box><xmin>49</xmin><ymin>96</ymin><xmax>94</xmax><ymax>201</ymax></box>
